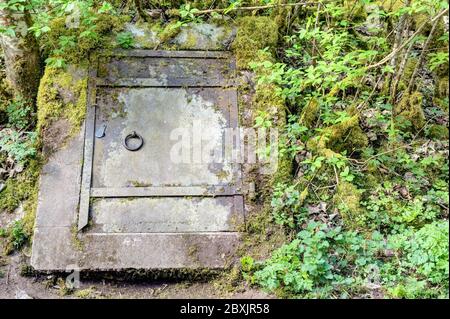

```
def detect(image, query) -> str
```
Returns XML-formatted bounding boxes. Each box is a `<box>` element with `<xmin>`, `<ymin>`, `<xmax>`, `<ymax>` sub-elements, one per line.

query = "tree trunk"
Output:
<box><xmin>0</xmin><ymin>3</ymin><xmax>41</xmax><ymax>102</ymax></box>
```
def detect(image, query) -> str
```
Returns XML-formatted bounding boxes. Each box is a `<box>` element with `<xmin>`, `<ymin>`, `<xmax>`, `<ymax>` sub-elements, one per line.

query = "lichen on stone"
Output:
<box><xmin>125</xmin><ymin>21</ymin><xmax>161</xmax><ymax>49</ymax></box>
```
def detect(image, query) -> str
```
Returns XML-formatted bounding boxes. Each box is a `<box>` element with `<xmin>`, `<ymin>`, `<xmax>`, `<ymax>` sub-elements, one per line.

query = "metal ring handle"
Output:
<box><xmin>124</xmin><ymin>131</ymin><xmax>144</xmax><ymax>151</ymax></box>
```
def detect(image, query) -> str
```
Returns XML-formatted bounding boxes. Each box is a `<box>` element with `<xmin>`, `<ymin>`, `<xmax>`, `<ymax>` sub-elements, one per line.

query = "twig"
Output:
<box><xmin>313</xmin><ymin>184</ymin><xmax>337</xmax><ymax>191</ymax></box>
<box><xmin>366</xmin><ymin>8</ymin><xmax>448</xmax><ymax>70</ymax></box>
<box><xmin>311</xmin><ymin>3</ymin><xmax>321</xmax><ymax>66</ymax></box>
<box><xmin>356</xmin><ymin>75</ymin><xmax>383</xmax><ymax>111</ymax></box>
<box><xmin>406</xmin><ymin>13</ymin><xmax>440</xmax><ymax>94</ymax></box>
<box><xmin>436</xmin><ymin>202</ymin><xmax>449</xmax><ymax>212</ymax></box>
<box><xmin>156</xmin><ymin>1</ymin><xmax>325</xmax><ymax>16</ymax></box>
<box><xmin>390</xmin><ymin>28</ymin><xmax>415</xmax><ymax>102</ymax></box>
<box><xmin>353</xmin><ymin>114</ymin><xmax>439</xmax><ymax>168</ymax></box>
<box><xmin>6</xmin><ymin>265</ymin><xmax>10</xmax><ymax>285</ymax></box>
<box><xmin>332</xmin><ymin>165</ymin><xmax>339</xmax><ymax>185</ymax></box>
<box><xmin>386</xmin><ymin>0</ymin><xmax>410</xmax><ymax>90</ymax></box>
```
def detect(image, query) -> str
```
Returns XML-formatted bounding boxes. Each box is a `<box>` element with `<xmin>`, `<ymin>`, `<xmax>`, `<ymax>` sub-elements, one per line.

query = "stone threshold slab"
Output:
<box><xmin>31</xmin><ymin>227</ymin><xmax>240</xmax><ymax>271</ymax></box>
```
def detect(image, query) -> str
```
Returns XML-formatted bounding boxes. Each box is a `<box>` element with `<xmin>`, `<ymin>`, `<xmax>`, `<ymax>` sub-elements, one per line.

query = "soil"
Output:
<box><xmin>0</xmin><ymin>253</ymin><xmax>271</xmax><ymax>299</ymax></box>
<box><xmin>41</xmin><ymin>118</ymin><xmax>71</xmax><ymax>157</ymax></box>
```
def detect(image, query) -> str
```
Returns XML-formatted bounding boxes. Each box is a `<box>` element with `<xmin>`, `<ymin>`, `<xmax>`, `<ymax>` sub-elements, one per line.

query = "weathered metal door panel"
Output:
<box><xmin>90</xmin><ymin>197</ymin><xmax>243</xmax><ymax>233</ymax></box>
<box><xmin>92</xmin><ymin>87</ymin><xmax>238</xmax><ymax>188</ymax></box>
<box><xmin>78</xmin><ymin>50</ymin><xmax>243</xmax><ymax>234</ymax></box>
<box><xmin>97</xmin><ymin>55</ymin><xmax>234</xmax><ymax>87</ymax></box>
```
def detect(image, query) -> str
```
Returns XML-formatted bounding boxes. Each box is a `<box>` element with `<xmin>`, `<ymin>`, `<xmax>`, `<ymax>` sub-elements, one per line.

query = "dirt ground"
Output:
<box><xmin>0</xmin><ymin>252</ymin><xmax>271</xmax><ymax>299</ymax></box>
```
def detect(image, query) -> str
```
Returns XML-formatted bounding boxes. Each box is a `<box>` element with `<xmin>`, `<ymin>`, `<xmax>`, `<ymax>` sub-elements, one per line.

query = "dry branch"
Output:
<box><xmin>366</xmin><ymin>8</ymin><xmax>449</xmax><ymax>71</ymax></box>
<box><xmin>406</xmin><ymin>14</ymin><xmax>441</xmax><ymax>94</ymax></box>
<box><xmin>145</xmin><ymin>1</ymin><xmax>325</xmax><ymax>17</ymax></box>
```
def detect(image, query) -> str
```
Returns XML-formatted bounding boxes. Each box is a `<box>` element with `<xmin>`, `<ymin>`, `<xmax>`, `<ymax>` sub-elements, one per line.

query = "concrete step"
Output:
<box><xmin>31</xmin><ymin>227</ymin><xmax>240</xmax><ymax>271</ymax></box>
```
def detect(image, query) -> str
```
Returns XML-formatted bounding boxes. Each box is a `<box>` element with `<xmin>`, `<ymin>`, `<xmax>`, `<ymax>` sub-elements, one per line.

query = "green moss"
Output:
<box><xmin>394</xmin><ymin>91</ymin><xmax>426</xmax><ymax>132</ymax></box>
<box><xmin>56</xmin><ymin>277</ymin><xmax>73</xmax><ymax>296</ymax></box>
<box><xmin>12</xmin><ymin>52</ymin><xmax>41</xmax><ymax>102</ymax></box>
<box><xmin>434</xmin><ymin>97</ymin><xmax>449</xmax><ymax>112</ymax></box>
<box><xmin>413</xmin><ymin>12</ymin><xmax>447</xmax><ymax>40</ymax></box>
<box><xmin>43</xmin><ymin>14</ymin><xmax>128</xmax><ymax>64</ymax></box>
<box><xmin>426</xmin><ymin>124</ymin><xmax>449</xmax><ymax>140</ymax></box>
<box><xmin>307</xmin><ymin>114</ymin><xmax>368</xmax><ymax>157</ymax></box>
<box><xmin>0</xmin><ymin>159</ymin><xmax>40</xmax><ymax>213</ymax></box>
<box><xmin>435</xmin><ymin>76</ymin><xmax>449</xmax><ymax>99</ymax></box>
<box><xmin>74</xmin><ymin>288</ymin><xmax>97</xmax><ymax>299</ymax></box>
<box><xmin>0</xmin><ymin>79</ymin><xmax>13</xmax><ymax>123</ymax></box>
<box><xmin>333</xmin><ymin>181</ymin><xmax>364</xmax><ymax>229</ymax></box>
<box><xmin>398</xmin><ymin>58</ymin><xmax>418</xmax><ymax>92</ymax></box>
<box><xmin>236</xmin><ymin>204</ymin><xmax>288</xmax><ymax>259</ymax></box>
<box><xmin>71</xmin><ymin>225</ymin><xmax>84</xmax><ymax>251</ymax></box>
<box><xmin>212</xmin><ymin>265</ymin><xmax>243</xmax><ymax>293</ymax></box>
<box><xmin>129</xmin><ymin>180</ymin><xmax>152</xmax><ymax>187</ymax></box>
<box><xmin>300</xmin><ymin>98</ymin><xmax>319</xmax><ymax>128</ymax></box>
<box><xmin>1</xmin><ymin>158</ymin><xmax>41</xmax><ymax>254</ymax></box>
<box><xmin>252</xmin><ymin>74</ymin><xmax>292</xmax><ymax>187</ymax></box>
<box><xmin>223</xmin><ymin>47</ymin><xmax>292</xmax><ymax>287</ymax></box>
<box><xmin>158</xmin><ymin>20</ymin><xmax>183</xmax><ymax>44</ymax></box>
<box><xmin>20</xmin><ymin>264</ymin><xmax>35</xmax><ymax>277</ymax></box>
<box><xmin>253</xmin><ymin>84</ymin><xmax>285</xmax><ymax>115</ymax></box>
<box><xmin>232</xmin><ymin>16</ymin><xmax>279</xmax><ymax>70</ymax></box>
<box><xmin>36</xmin><ymin>67</ymin><xmax>88</xmax><ymax>135</ymax></box>
<box><xmin>377</xmin><ymin>0</ymin><xmax>404</xmax><ymax>12</ymax></box>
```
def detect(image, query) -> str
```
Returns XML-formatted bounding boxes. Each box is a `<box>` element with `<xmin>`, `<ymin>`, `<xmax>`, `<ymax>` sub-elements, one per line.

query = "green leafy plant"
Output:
<box><xmin>240</xmin><ymin>0</ymin><xmax>449</xmax><ymax>299</ymax></box>
<box><xmin>116</xmin><ymin>31</ymin><xmax>135</xmax><ymax>49</ymax></box>
<box><xmin>251</xmin><ymin>221</ymin><xmax>383</xmax><ymax>297</ymax></box>
<box><xmin>271</xmin><ymin>183</ymin><xmax>308</xmax><ymax>228</ymax></box>
<box><xmin>8</xmin><ymin>220</ymin><xmax>29</xmax><ymax>251</ymax></box>
<box><xmin>0</xmin><ymin>129</ymin><xmax>37</xmax><ymax>164</ymax></box>
<box><xmin>428</xmin><ymin>51</ymin><xmax>449</xmax><ymax>71</ymax></box>
<box><xmin>386</xmin><ymin>221</ymin><xmax>449</xmax><ymax>298</ymax></box>
<box><xmin>5</xmin><ymin>97</ymin><xmax>33</xmax><ymax>130</ymax></box>
<box><xmin>178</xmin><ymin>3</ymin><xmax>203</xmax><ymax>24</ymax></box>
